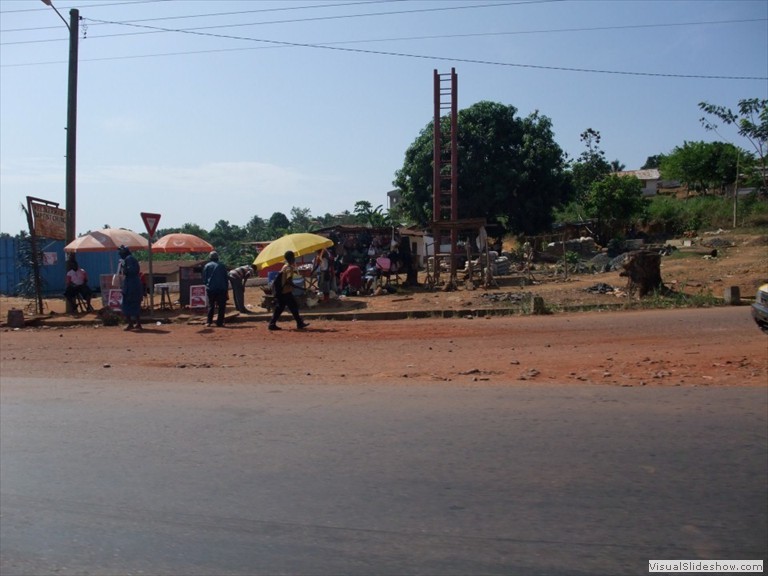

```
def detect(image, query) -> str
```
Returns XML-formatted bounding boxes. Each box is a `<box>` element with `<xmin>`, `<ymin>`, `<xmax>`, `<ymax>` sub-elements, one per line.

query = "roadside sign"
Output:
<box><xmin>141</xmin><ymin>212</ymin><xmax>161</xmax><ymax>238</ymax></box>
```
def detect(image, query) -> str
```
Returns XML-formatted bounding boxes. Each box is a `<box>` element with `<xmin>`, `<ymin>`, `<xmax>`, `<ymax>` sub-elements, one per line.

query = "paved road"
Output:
<box><xmin>1</xmin><ymin>377</ymin><xmax>766</xmax><ymax>575</ymax></box>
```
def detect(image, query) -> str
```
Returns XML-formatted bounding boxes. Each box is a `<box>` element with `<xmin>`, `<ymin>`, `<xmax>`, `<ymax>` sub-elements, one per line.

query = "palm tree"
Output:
<box><xmin>610</xmin><ymin>159</ymin><xmax>626</xmax><ymax>173</ymax></box>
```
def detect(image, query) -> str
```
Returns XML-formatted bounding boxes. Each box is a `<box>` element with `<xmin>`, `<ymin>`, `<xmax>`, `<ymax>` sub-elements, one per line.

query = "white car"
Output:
<box><xmin>751</xmin><ymin>283</ymin><xmax>768</xmax><ymax>334</ymax></box>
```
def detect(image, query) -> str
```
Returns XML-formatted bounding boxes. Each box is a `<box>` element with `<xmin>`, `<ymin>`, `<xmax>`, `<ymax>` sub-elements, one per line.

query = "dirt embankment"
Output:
<box><xmin>1</xmin><ymin>233</ymin><xmax>765</xmax><ymax>389</ymax></box>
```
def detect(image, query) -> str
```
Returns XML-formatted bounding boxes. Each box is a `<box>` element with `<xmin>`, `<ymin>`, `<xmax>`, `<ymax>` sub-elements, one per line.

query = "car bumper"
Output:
<box><xmin>752</xmin><ymin>301</ymin><xmax>768</xmax><ymax>333</ymax></box>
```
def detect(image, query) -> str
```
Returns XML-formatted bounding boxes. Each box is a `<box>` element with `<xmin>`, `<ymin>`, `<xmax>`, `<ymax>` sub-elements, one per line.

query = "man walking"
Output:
<box><xmin>228</xmin><ymin>264</ymin><xmax>254</xmax><ymax>313</ymax></box>
<box><xmin>203</xmin><ymin>251</ymin><xmax>229</xmax><ymax>327</ymax></box>
<box><xmin>268</xmin><ymin>250</ymin><xmax>309</xmax><ymax>331</ymax></box>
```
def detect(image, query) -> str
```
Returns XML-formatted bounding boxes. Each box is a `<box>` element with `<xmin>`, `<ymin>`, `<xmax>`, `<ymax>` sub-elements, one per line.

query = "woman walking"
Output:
<box><xmin>118</xmin><ymin>245</ymin><xmax>143</xmax><ymax>330</ymax></box>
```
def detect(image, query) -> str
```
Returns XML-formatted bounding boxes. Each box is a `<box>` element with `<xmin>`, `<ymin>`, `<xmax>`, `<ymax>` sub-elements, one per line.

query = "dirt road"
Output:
<box><xmin>2</xmin><ymin>307</ymin><xmax>765</xmax><ymax>387</ymax></box>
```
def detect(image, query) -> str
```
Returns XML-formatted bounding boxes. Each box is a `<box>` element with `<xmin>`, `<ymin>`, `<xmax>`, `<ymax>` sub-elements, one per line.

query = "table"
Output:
<box><xmin>155</xmin><ymin>283</ymin><xmax>173</xmax><ymax>310</ymax></box>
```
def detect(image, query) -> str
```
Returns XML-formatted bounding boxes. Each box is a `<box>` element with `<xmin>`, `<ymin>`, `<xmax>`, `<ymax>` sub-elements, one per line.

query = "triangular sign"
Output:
<box><xmin>141</xmin><ymin>212</ymin><xmax>162</xmax><ymax>238</ymax></box>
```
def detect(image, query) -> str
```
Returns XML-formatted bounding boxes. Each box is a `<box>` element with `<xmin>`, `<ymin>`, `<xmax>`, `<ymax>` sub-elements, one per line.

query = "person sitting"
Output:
<box><xmin>313</xmin><ymin>248</ymin><xmax>333</xmax><ymax>303</ymax></box>
<box><xmin>363</xmin><ymin>258</ymin><xmax>379</xmax><ymax>294</ymax></box>
<box><xmin>387</xmin><ymin>245</ymin><xmax>400</xmax><ymax>278</ymax></box>
<box><xmin>339</xmin><ymin>261</ymin><xmax>363</xmax><ymax>296</ymax></box>
<box><xmin>64</xmin><ymin>258</ymin><xmax>93</xmax><ymax>312</ymax></box>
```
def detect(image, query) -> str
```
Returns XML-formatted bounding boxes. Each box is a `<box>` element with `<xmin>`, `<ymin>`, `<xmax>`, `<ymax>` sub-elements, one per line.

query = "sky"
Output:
<box><xmin>1</xmin><ymin>0</ymin><xmax>766</xmax><ymax>237</ymax></box>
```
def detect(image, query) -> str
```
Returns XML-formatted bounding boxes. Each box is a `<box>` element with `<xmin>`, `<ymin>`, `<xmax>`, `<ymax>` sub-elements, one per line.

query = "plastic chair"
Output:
<box><xmin>375</xmin><ymin>257</ymin><xmax>399</xmax><ymax>286</ymax></box>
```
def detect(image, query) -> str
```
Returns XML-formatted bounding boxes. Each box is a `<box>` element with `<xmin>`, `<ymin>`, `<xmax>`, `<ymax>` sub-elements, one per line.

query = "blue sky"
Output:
<box><xmin>1</xmin><ymin>0</ymin><xmax>766</xmax><ymax>237</ymax></box>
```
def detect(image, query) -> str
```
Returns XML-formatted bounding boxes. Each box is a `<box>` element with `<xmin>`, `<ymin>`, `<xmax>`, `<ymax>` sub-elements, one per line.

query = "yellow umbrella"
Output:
<box><xmin>253</xmin><ymin>233</ymin><xmax>333</xmax><ymax>270</ymax></box>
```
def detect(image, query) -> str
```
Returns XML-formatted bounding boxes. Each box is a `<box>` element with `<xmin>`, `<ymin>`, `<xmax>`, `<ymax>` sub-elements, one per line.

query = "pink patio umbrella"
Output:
<box><xmin>64</xmin><ymin>228</ymin><xmax>148</xmax><ymax>253</ymax></box>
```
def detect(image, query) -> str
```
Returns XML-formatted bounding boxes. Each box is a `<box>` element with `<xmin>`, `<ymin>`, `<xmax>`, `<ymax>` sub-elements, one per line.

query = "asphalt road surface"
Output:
<box><xmin>1</xmin><ymin>377</ymin><xmax>766</xmax><ymax>575</ymax></box>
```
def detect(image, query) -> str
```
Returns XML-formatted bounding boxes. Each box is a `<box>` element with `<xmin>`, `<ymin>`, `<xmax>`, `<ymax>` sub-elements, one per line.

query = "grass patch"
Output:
<box><xmin>629</xmin><ymin>285</ymin><xmax>722</xmax><ymax>309</ymax></box>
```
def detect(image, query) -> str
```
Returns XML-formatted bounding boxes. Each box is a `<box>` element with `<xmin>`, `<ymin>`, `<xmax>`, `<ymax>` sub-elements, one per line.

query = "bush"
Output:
<box><xmin>643</xmin><ymin>196</ymin><xmax>684</xmax><ymax>236</ymax></box>
<box><xmin>643</xmin><ymin>194</ymin><xmax>768</xmax><ymax>235</ymax></box>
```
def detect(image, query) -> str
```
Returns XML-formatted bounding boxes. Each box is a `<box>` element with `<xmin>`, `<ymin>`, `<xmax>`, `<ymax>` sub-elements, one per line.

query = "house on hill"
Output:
<box><xmin>615</xmin><ymin>169</ymin><xmax>680</xmax><ymax>196</ymax></box>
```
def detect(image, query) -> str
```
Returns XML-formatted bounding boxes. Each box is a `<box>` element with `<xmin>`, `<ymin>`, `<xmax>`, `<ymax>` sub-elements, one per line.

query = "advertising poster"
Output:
<box><xmin>107</xmin><ymin>289</ymin><xmax>123</xmax><ymax>311</ymax></box>
<box><xmin>190</xmin><ymin>285</ymin><xmax>207</xmax><ymax>309</ymax></box>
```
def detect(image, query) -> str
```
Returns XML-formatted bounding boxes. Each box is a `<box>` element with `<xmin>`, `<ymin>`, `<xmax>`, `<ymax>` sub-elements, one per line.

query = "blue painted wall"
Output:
<box><xmin>0</xmin><ymin>237</ymin><xmax>119</xmax><ymax>296</ymax></box>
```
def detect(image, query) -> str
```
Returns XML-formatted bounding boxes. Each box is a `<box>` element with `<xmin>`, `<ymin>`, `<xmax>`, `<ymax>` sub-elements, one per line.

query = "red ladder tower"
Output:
<box><xmin>432</xmin><ymin>68</ymin><xmax>459</xmax><ymax>284</ymax></box>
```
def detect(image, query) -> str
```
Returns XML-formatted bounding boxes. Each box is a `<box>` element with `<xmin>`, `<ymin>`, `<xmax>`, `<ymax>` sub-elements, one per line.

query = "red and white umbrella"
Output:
<box><xmin>151</xmin><ymin>233</ymin><xmax>214</xmax><ymax>254</ymax></box>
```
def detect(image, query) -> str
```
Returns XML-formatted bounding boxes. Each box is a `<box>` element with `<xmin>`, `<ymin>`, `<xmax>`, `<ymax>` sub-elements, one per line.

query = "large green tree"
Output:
<box><xmin>583</xmin><ymin>174</ymin><xmax>645</xmax><ymax>241</ymax></box>
<box><xmin>699</xmin><ymin>98</ymin><xmax>767</xmax><ymax>191</ymax></box>
<box><xmin>660</xmin><ymin>141</ymin><xmax>747</xmax><ymax>194</ymax></box>
<box><xmin>393</xmin><ymin>101</ymin><xmax>570</xmax><ymax>235</ymax></box>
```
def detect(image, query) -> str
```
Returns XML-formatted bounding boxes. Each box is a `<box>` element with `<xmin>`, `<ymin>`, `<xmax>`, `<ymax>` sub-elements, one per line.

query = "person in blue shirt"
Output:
<box><xmin>118</xmin><ymin>245</ymin><xmax>143</xmax><ymax>331</ymax></box>
<box><xmin>203</xmin><ymin>251</ymin><xmax>229</xmax><ymax>327</ymax></box>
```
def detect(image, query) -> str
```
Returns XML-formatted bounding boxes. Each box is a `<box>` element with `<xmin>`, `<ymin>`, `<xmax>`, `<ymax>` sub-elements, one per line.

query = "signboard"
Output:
<box><xmin>31</xmin><ymin>201</ymin><xmax>66</xmax><ymax>240</ymax></box>
<box><xmin>189</xmin><ymin>285</ymin><xmax>207</xmax><ymax>309</ymax></box>
<box><xmin>141</xmin><ymin>212</ymin><xmax>161</xmax><ymax>238</ymax></box>
<box><xmin>107</xmin><ymin>289</ymin><xmax>123</xmax><ymax>311</ymax></box>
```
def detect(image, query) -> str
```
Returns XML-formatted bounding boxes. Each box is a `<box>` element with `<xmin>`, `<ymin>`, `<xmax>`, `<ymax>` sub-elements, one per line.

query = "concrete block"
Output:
<box><xmin>724</xmin><ymin>286</ymin><xmax>741</xmax><ymax>305</ymax></box>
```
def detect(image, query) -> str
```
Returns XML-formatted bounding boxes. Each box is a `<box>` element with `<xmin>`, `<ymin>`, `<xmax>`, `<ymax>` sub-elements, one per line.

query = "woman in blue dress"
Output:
<box><xmin>118</xmin><ymin>245</ymin><xmax>143</xmax><ymax>330</ymax></box>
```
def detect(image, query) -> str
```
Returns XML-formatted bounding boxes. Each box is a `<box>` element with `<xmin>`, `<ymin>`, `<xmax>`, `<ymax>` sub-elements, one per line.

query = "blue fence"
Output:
<box><xmin>0</xmin><ymin>237</ymin><xmax>118</xmax><ymax>296</ymax></box>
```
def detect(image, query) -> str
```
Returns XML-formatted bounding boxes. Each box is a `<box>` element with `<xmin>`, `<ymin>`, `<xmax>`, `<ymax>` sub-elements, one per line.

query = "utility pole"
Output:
<box><xmin>65</xmin><ymin>8</ymin><xmax>79</xmax><ymax>246</ymax></box>
<box><xmin>41</xmin><ymin>1</ymin><xmax>79</xmax><ymax>246</ymax></box>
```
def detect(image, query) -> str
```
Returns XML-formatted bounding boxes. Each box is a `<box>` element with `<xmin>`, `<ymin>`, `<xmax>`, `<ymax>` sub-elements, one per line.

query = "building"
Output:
<box><xmin>387</xmin><ymin>189</ymin><xmax>401</xmax><ymax>211</ymax></box>
<box><xmin>615</xmin><ymin>169</ymin><xmax>680</xmax><ymax>196</ymax></box>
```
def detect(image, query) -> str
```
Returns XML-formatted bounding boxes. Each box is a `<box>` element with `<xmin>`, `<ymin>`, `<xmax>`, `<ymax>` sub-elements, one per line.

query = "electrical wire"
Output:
<box><xmin>1</xmin><ymin>0</ymin><xmax>404</xmax><ymax>31</ymax></box>
<box><xmin>2</xmin><ymin>1</ymin><xmax>764</xmax><ymax>80</ymax></box>
<box><xmin>0</xmin><ymin>0</ymin><xmax>172</xmax><ymax>14</ymax></box>
<box><xmin>5</xmin><ymin>17</ymin><xmax>767</xmax><ymax>73</ymax></box>
<box><xmin>61</xmin><ymin>16</ymin><xmax>768</xmax><ymax>80</ymax></box>
<box><xmin>2</xmin><ymin>1</ymin><xmax>555</xmax><ymax>41</ymax></box>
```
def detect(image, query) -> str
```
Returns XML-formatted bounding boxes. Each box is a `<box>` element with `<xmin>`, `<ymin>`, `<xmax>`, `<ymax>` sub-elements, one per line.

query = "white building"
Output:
<box><xmin>615</xmin><ymin>169</ymin><xmax>679</xmax><ymax>196</ymax></box>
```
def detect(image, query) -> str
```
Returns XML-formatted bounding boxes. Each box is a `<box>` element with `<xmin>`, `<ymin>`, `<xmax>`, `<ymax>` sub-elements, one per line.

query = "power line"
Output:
<box><xmin>52</xmin><ymin>16</ymin><xmax>768</xmax><ymax>80</ymax></box>
<box><xmin>5</xmin><ymin>17</ymin><xmax>767</xmax><ymax>68</ymax></box>
<box><xmin>0</xmin><ymin>0</ymin><xmax>403</xmax><ymax>32</ymax></box>
<box><xmin>1</xmin><ymin>0</ymin><xmax>553</xmax><ymax>41</ymax></box>
<box><xmin>2</xmin><ymin>2</ymin><xmax>764</xmax><ymax>80</ymax></box>
<box><xmin>0</xmin><ymin>0</ymin><xmax>171</xmax><ymax>15</ymax></box>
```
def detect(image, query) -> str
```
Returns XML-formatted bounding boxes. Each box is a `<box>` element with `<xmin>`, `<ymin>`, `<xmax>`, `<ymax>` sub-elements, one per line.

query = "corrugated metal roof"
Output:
<box><xmin>616</xmin><ymin>169</ymin><xmax>660</xmax><ymax>180</ymax></box>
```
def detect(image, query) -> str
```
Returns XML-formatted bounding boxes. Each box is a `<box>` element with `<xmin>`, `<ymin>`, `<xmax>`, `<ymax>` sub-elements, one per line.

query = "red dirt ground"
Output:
<box><xmin>1</xmin><ymin>233</ymin><xmax>766</xmax><ymax>388</ymax></box>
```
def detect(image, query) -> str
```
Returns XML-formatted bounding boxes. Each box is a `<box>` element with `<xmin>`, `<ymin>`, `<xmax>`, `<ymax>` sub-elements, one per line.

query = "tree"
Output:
<box><xmin>268</xmin><ymin>212</ymin><xmax>290</xmax><ymax>237</ymax></box>
<box><xmin>582</xmin><ymin>174</ymin><xmax>645</xmax><ymax>241</ymax></box>
<box><xmin>393</xmin><ymin>101</ymin><xmax>570</xmax><ymax>235</ymax></box>
<box><xmin>208</xmin><ymin>220</ymin><xmax>246</xmax><ymax>266</ymax></box>
<box><xmin>570</xmin><ymin>128</ymin><xmax>611</xmax><ymax>198</ymax></box>
<box><xmin>610</xmin><ymin>159</ymin><xmax>626</xmax><ymax>173</ymax></box>
<box><xmin>245</xmin><ymin>215</ymin><xmax>269</xmax><ymax>241</ymax></box>
<box><xmin>316</xmin><ymin>213</ymin><xmax>340</xmax><ymax>228</ymax></box>
<box><xmin>353</xmin><ymin>201</ymin><xmax>390</xmax><ymax>227</ymax></box>
<box><xmin>155</xmin><ymin>223</ymin><xmax>209</xmax><ymax>242</ymax></box>
<box><xmin>289</xmin><ymin>207</ymin><xmax>313</xmax><ymax>233</ymax></box>
<box><xmin>660</xmin><ymin>141</ymin><xmax>745</xmax><ymax>194</ymax></box>
<box><xmin>642</xmin><ymin>155</ymin><xmax>666</xmax><ymax>170</ymax></box>
<box><xmin>699</xmin><ymin>98</ymin><xmax>767</xmax><ymax>191</ymax></box>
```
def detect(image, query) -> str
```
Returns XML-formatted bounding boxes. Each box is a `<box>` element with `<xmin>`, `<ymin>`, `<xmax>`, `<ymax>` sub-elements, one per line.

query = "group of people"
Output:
<box><xmin>311</xmin><ymin>245</ymin><xmax>401</xmax><ymax>299</ymax></box>
<box><xmin>70</xmin><ymin>242</ymin><xmax>401</xmax><ymax>331</ymax></box>
<box><xmin>201</xmin><ymin>248</ymin><xmax>309</xmax><ymax>331</ymax></box>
